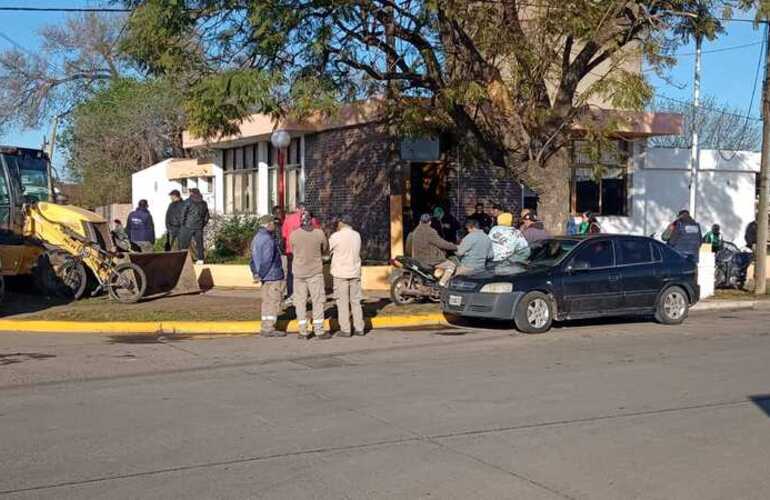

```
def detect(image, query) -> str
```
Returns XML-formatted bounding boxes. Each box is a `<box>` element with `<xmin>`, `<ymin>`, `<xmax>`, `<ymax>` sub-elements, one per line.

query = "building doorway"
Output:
<box><xmin>403</xmin><ymin>161</ymin><xmax>460</xmax><ymax>241</ymax></box>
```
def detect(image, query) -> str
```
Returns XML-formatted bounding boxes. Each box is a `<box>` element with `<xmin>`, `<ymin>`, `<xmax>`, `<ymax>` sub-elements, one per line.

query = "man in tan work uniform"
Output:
<box><xmin>329</xmin><ymin>215</ymin><xmax>365</xmax><ymax>337</ymax></box>
<box><xmin>289</xmin><ymin>212</ymin><xmax>330</xmax><ymax>339</ymax></box>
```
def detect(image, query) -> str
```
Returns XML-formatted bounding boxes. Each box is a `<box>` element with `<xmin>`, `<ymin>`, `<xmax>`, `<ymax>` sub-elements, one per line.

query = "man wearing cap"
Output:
<box><xmin>520</xmin><ymin>212</ymin><xmax>550</xmax><ymax>244</ymax></box>
<box><xmin>165</xmin><ymin>190</ymin><xmax>184</xmax><ymax>251</ymax></box>
<box><xmin>405</xmin><ymin>213</ymin><xmax>458</xmax><ymax>270</ymax></box>
<box><xmin>662</xmin><ymin>209</ymin><xmax>703</xmax><ymax>262</ymax></box>
<box><xmin>290</xmin><ymin>212</ymin><xmax>330</xmax><ymax>339</ymax></box>
<box><xmin>489</xmin><ymin>212</ymin><xmax>530</xmax><ymax>272</ymax></box>
<box><xmin>281</xmin><ymin>202</ymin><xmax>306</xmax><ymax>301</ymax></box>
<box><xmin>251</xmin><ymin>215</ymin><xmax>286</xmax><ymax>337</ymax></box>
<box><xmin>329</xmin><ymin>215</ymin><xmax>365</xmax><ymax>337</ymax></box>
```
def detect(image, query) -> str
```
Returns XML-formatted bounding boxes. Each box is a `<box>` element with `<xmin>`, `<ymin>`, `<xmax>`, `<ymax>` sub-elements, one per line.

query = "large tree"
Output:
<box><xmin>61</xmin><ymin>78</ymin><xmax>186</xmax><ymax>207</ymax></box>
<box><xmin>121</xmin><ymin>0</ymin><xmax>766</xmax><ymax>227</ymax></box>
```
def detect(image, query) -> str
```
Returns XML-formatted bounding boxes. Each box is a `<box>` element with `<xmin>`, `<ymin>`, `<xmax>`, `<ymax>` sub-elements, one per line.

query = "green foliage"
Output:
<box><xmin>61</xmin><ymin>78</ymin><xmax>186</xmax><ymax>207</ymax></box>
<box><xmin>210</xmin><ymin>214</ymin><xmax>260</xmax><ymax>261</ymax></box>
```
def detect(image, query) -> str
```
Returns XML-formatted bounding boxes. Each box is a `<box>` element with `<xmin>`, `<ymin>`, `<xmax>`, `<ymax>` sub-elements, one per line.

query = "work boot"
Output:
<box><xmin>261</xmin><ymin>330</ymin><xmax>286</xmax><ymax>338</ymax></box>
<box><xmin>297</xmin><ymin>332</ymin><xmax>312</xmax><ymax>340</ymax></box>
<box><xmin>354</xmin><ymin>330</ymin><xmax>367</xmax><ymax>336</ymax></box>
<box><xmin>337</xmin><ymin>331</ymin><xmax>353</xmax><ymax>338</ymax></box>
<box><xmin>315</xmin><ymin>332</ymin><xmax>333</xmax><ymax>340</ymax></box>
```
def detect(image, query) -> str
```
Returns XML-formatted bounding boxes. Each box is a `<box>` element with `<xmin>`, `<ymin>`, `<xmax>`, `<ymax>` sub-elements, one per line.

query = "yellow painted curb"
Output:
<box><xmin>0</xmin><ymin>313</ymin><xmax>448</xmax><ymax>336</ymax></box>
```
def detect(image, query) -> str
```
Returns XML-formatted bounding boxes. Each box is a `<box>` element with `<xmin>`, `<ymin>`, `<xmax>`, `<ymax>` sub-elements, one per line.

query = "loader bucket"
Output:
<box><xmin>128</xmin><ymin>251</ymin><xmax>201</xmax><ymax>298</ymax></box>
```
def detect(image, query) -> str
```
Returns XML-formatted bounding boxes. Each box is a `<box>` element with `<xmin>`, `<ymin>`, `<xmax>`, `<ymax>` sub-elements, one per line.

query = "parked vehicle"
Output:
<box><xmin>441</xmin><ymin>235</ymin><xmax>700</xmax><ymax>334</ymax></box>
<box><xmin>715</xmin><ymin>241</ymin><xmax>752</xmax><ymax>289</ymax></box>
<box><xmin>390</xmin><ymin>255</ymin><xmax>443</xmax><ymax>305</ymax></box>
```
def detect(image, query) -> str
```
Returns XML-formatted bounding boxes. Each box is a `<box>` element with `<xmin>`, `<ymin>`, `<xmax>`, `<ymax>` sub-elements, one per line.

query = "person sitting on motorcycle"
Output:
<box><xmin>489</xmin><ymin>212</ymin><xmax>530</xmax><ymax>273</ymax></box>
<box><xmin>437</xmin><ymin>218</ymin><xmax>493</xmax><ymax>287</ymax></box>
<box><xmin>405</xmin><ymin>213</ymin><xmax>458</xmax><ymax>271</ymax></box>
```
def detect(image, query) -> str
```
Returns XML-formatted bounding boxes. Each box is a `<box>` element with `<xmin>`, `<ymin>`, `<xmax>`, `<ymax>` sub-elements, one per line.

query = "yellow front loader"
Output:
<box><xmin>0</xmin><ymin>146</ymin><xmax>199</xmax><ymax>303</ymax></box>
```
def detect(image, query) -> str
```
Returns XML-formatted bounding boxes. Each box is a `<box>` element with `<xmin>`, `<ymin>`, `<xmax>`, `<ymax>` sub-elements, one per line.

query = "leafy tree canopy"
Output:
<box><xmin>120</xmin><ymin>0</ymin><xmax>767</xmax><ymax>225</ymax></box>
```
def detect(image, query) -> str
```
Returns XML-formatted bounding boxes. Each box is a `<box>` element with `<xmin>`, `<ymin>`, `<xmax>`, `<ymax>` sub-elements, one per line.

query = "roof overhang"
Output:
<box><xmin>572</xmin><ymin>109</ymin><xmax>684</xmax><ymax>138</ymax></box>
<box><xmin>167</xmin><ymin>159</ymin><xmax>216</xmax><ymax>180</ymax></box>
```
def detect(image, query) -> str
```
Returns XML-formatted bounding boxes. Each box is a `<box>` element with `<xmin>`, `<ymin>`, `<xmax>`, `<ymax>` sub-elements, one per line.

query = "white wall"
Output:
<box><xmin>598</xmin><ymin>147</ymin><xmax>759</xmax><ymax>244</ymax></box>
<box><xmin>132</xmin><ymin>159</ymin><xmax>225</xmax><ymax>239</ymax></box>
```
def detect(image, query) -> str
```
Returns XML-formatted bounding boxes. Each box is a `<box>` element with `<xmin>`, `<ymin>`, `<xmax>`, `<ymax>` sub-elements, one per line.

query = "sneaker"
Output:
<box><xmin>337</xmin><ymin>331</ymin><xmax>353</xmax><ymax>338</ymax></box>
<box><xmin>297</xmin><ymin>332</ymin><xmax>312</xmax><ymax>340</ymax></box>
<box><xmin>354</xmin><ymin>330</ymin><xmax>366</xmax><ymax>336</ymax></box>
<box><xmin>315</xmin><ymin>332</ymin><xmax>333</xmax><ymax>340</ymax></box>
<box><xmin>261</xmin><ymin>331</ymin><xmax>286</xmax><ymax>337</ymax></box>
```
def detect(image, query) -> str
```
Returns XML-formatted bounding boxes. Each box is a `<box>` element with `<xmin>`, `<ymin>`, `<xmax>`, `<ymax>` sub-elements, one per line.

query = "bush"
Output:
<box><xmin>208</xmin><ymin>214</ymin><xmax>260</xmax><ymax>261</ymax></box>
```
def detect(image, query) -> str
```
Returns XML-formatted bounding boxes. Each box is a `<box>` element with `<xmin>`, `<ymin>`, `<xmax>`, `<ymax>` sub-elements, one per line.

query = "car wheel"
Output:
<box><xmin>655</xmin><ymin>286</ymin><xmax>689</xmax><ymax>325</ymax></box>
<box><xmin>514</xmin><ymin>291</ymin><xmax>553</xmax><ymax>334</ymax></box>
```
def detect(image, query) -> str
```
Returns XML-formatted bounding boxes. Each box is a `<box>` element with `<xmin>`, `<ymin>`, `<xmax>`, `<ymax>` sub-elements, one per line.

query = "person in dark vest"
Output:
<box><xmin>662</xmin><ymin>209</ymin><xmax>703</xmax><ymax>262</ymax></box>
<box><xmin>126</xmin><ymin>200</ymin><xmax>155</xmax><ymax>253</ymax></box>
<box><xmin>178</xmin><ymin>188</ymin><xmax>210</xmax><ymax>264</ymax></box>
<box><xmin>164</xmin><ymin>189</ymin><xmax>184</xmax><ymax>251</ymax></box>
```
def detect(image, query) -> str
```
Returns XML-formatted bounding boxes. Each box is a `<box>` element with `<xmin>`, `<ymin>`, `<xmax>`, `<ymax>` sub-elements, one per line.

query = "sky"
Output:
<box><xmin>0</xmin><ymin>1</ymin><xmax>766</xmax><ymax>170</ymax></box>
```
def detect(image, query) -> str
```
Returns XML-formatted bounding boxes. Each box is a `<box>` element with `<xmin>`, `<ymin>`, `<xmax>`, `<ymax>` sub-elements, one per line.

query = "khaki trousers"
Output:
<box><xmin>334</xmin><ymin>277</ymin><xmax>364</xmax><ymax>334</ymax></box>
<box><xmin>260</xmin><ymin>280</ymin><xmax>285</xmax><ymax>334</ymax></box>
<box><xmin>294</xmin><ymin>273</ymin><xmax>326</xmax><ymax>336</ymax></box>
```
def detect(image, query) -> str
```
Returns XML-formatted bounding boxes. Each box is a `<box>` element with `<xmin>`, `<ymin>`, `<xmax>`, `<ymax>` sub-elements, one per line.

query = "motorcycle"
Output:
<box><xmin>389</xmin><ymin>256</ymin><xmax>444</xmax><ymax>305</ymax></box>
<box><xmin>715</xmin><ymin>241</ymin><xmax>753</xmax><ymax>289</ymax></box>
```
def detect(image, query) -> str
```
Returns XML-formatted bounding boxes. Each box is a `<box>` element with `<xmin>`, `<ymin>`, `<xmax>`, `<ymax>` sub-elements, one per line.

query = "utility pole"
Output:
<box><xmin>688</xmin><ymin>33</ymin><xmax>702</xmax><ymax>217</ymax></box>
<box><xmin>755</xmin><ymin>22</ymin><xmax>770</xmax><ymax>295</ymax></box>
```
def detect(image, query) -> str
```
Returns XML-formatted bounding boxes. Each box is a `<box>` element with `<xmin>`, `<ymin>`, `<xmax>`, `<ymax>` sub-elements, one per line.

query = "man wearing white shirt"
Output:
<box><xmin>329</xmin><ymin>215</ymin><xmax>365</xmax><ymax>337</ymax></box>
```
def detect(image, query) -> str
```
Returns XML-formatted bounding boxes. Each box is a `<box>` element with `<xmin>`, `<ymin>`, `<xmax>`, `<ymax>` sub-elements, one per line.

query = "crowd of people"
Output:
<box><xmin>114</xmin><ymin>188</ymin><xmax>211</xmax><ymax>264</ymax></box>
<box><xmin>251</xmin><ymin>203</ymin><xmax>365</xmax><ymax>340</ymax></box>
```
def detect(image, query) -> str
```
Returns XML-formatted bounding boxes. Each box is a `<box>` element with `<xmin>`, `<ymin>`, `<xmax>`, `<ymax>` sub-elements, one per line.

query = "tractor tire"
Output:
<box><xmin>33</xmin><ymin>252</ymin><xmax>88</xmax><ymax>300</ymax></box>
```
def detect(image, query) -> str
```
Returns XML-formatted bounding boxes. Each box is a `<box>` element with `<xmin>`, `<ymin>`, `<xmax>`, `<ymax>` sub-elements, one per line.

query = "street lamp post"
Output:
<box><xmin>271</xmin><ymin>129</ymin><xmax>291</xmax><ymax>213</ymax></box>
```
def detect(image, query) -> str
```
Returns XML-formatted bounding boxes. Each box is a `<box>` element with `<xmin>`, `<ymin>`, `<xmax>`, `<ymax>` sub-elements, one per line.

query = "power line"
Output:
<box><xmin>0</xmin><ymin>7</ymin><xmax>129</xmax><ymax>13</ymax></box>
<box><xmin>673</xmin><ymin>40</ymin><xmax>764</xmax><ymax>57</ymax></box>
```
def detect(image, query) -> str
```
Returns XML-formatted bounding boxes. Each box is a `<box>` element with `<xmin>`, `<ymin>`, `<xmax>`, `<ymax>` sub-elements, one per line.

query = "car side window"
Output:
<box><xmin>571</xmin><ymin>240</ymin><xmax>614</xmax><ymax>269</ymax></box>
<box><xmin>619</xmin><ymin>239</ymin><xmax>653</xmax><ymax>265</ymax></box>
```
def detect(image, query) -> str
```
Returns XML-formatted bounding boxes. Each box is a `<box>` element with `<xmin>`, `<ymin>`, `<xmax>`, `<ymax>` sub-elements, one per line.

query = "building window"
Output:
<box><xmin>222</xmin><ymin>144</ymin><xmax>259</xmax><ymax>214</ymax></box>
<box><xmin>571</xmin><ymin>140</ymin><xmax>630</xmax><ymax>216</ymax></box>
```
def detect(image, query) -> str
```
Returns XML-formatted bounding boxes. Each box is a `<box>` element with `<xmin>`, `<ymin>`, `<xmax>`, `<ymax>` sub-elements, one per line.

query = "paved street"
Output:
<box><xmin>1</xmin><ymin>309</ymin><xmax>769</xmax><ymax>499</ymax></box>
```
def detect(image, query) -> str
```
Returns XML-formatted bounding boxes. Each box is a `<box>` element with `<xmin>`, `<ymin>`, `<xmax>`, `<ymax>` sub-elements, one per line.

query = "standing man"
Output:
<box><xmin>662</xmin><ymin>209</ymin><xmax>703</xmax><ymax>262</ymax></box>
<box><xmin>165</xmin><ymin>189</ymin><xmax>184</xmax><ymax>251</ymax></box>
<box><xmin>251</xmin><ymin>215</ymin><xmax>286</xmax><ymax>337</ymax></box>
<box><xmin>178</xmin><ymin>188</ymin><xmax>210</xmax><ymax>264</ymax></box>
<box><xmin>126</xmin><ymin>199</ymin><xmax>155</xmax><ymax>253</ymax></box>
<box><xmin>520</xmin><ymin>212</ymin><xmax>550</xmax><ymax>244</ymax></box>
<box><xmin>290</xmin><ymin>212</ymin><xmax>329</xmax><ymax>340</ymax></box>
<box><xmin>467</xmin><ymin>202</ymin><xmax>493</xmax><ymax>233</ymax></box>
<box><xmin>329</xmin><ymin>215</ymin><xmax>365</xmax><ymax>337</ymax></box>
<box><xmin>282</xmin><ymin>203</ymin><xmax>306</xmax><ymax>301</ymax></box>
<box><xmin>272</xmin><ymin>205</ymin><xmax>286</xmax><ymax>253</ymax></box>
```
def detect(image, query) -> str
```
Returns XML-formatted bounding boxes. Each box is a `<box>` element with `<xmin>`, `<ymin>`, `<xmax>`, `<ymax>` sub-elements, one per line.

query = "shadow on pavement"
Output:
<box><xmin>749</xmin><ymin>394</ymin><xmax>770</xmax><ymax>417</ymax></box>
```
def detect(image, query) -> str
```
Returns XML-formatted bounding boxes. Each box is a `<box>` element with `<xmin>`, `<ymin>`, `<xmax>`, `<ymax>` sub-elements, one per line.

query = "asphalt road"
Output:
<box><xmin>1</xmin><ymin>309</ymin><xmax>769</xmax><ymax>499</ymax></box>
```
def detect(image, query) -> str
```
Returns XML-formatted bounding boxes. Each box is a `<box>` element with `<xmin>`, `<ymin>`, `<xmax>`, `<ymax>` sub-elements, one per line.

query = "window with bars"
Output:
<box><xmin>571</xmin><ymin>140</ymin><xmax>630</xmax><ymax>216</ymax></box>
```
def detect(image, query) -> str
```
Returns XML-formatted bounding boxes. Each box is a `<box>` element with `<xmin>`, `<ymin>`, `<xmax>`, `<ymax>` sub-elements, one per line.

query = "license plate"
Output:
<box><xmin>448</xmin><ymin>295</ymin><xmax>462</xmax><ymax>307</ymax></box>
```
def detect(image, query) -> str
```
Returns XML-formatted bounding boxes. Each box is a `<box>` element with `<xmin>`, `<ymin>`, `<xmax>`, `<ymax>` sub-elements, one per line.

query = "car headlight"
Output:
<box><xmin>480</xmin><ymin>282</ymin><xmax>513</xmax><ymax>294</ymax></box>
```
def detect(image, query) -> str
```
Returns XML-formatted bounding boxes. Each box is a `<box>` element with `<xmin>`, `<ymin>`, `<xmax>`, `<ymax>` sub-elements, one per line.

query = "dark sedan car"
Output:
<box><xmin>442</xmin><ymin>235</ymin><xmax>700</xmax><ymax>334</ymax></box>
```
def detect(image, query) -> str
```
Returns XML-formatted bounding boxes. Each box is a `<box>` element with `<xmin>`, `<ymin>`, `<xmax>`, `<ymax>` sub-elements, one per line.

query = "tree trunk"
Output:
<box><xmin>529</xmin><ymin>148</ymin><xmax>571</xmax><ymax>235</ymax></box>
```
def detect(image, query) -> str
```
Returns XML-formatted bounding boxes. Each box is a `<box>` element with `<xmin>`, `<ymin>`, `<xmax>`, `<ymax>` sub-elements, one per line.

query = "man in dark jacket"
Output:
<box><xmin>178</xmin><ymin>188</ymin><xmax>210</xmax><ymax>264</ymax></box>
<box><xmin>662</xmin><ymin>210</ymin><xmax>703</xmax><ymax>262</ymax></box>
<box><xmin>745</xmin><ymin>220</ymin><xmax>757</xmax><ymax>250</ymax></box>
<box><xmin>467</xmin><ymin>202</ymin><xmax>493</xmax><ymax>233</ymax></box>
<box><xmin>165</xmin><ymin>189</ymin><xmax>184</xmax><ymax>251</ymax></box>
<box><xmin>251</xmin><ymin>215</ymin><xmax>286</xmax><ymax>337</ymax></box>
<box><xmin>126</xmin><ymin>200</ymin><xmax>155</xmax><ymax>252</ymax></box>
<box><xmin>520</xmin><ymin>212</ymin><xmax>550</xmax><ymax>244</ymax></box>
<box><xmin>405</xmin><ymin>214</ymin><xmax>458</xmax><ymax>269</ymax></box>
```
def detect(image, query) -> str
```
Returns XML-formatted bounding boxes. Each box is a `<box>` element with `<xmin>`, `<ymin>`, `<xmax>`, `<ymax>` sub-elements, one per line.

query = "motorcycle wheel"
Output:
<box><xmin>390</xmin><ymin>275</ymin><xmax>417</xmax><ymax>306</ymax></box>
<box><xmin>107</xmin><ymin>262</ymin><xmax>147</xmax><ymax>304</ymax></box>
<box><xmin>34</xmin><ymin>252</ymin><xmax>88</xmax><ymax>300</ymax></box>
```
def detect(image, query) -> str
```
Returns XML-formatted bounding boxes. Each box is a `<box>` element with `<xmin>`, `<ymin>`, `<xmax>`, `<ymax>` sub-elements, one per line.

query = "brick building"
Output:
<box><xmin>150</xmin><ymin>100</ymin><xmax>680</xmax><ymax>262</ymax></box>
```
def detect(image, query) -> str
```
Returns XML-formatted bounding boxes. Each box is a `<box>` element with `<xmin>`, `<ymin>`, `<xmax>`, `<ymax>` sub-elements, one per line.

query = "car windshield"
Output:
<box><xmin>527</xmin><ymin>238</ymin><xmax>580</xmax><ymax>266</ymax></box>
<box><xmin>1</xmin><ymin>151</ymin><xmax>50</xmax><ymax>202</ymax></box>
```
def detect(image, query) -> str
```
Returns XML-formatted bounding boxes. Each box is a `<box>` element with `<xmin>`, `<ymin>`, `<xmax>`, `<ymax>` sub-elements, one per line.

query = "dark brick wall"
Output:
<box><xmin>453</xmin><ymin>162</ymin><xmax>523</xmax><ymax>222</ymax></box>
<box><xmin>304</xmin><ymin>122</ymin><xmax>392</xmax><ymax>262</ymax></box>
